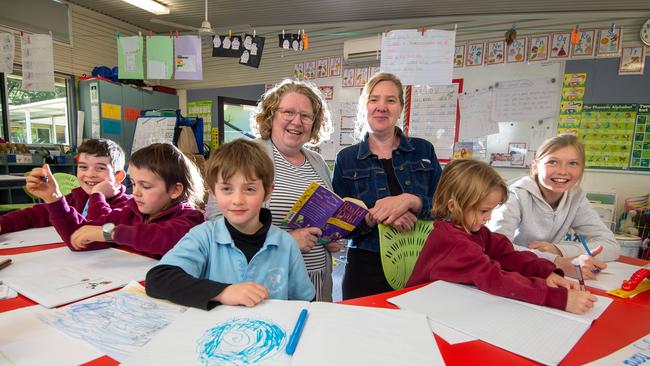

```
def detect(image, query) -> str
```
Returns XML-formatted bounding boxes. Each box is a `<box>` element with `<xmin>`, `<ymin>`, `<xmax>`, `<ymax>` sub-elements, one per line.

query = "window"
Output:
<box><xmin>4</xmin><ymin>71</ymin><xmax>74</xmax><ymax>145</ymax></box>
<box><xmin>217</xmin><ymin>97</ymin><xmax>257</xmax><ymax>143</ymax></box>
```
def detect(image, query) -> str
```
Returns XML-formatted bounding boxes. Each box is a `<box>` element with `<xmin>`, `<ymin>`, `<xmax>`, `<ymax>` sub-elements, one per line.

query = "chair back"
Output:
<box><xmin>379</xmin><ymin>220</ymin><xmax>434</xmax><ymax>290</ymax></box>
<box><xmin>53</xmin><ymin>173</ymin><xmax>80</xmax><ymax>196</ymax></box>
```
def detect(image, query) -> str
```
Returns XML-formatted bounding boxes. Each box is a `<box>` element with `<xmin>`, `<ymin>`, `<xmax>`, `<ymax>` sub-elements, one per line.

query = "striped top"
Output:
<box><xmin>270</xmin><ymin>144</ymin><xmax>328</xmax><ymax>271</ymax></box>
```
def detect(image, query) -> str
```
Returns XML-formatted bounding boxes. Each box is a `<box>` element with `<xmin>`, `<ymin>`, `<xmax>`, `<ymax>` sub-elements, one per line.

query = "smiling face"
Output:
<box><xmin>128</xmin><ymin>165</ymin><xmax>182</xmax><ymax>217</ymax></box>
<box><xmin>532</xmin><ymin>145</ymin><xmax>583</xmax><ymax>204</ymax></box>
<box><xmin>270</xmin><ymin>92</ymin><xmax>315</xmax><ymax>155</ymax></box>
<box><xmin>462</xmin><ymin>188</ymin><xmax>504</xmax><ymax>233</ymax></box>
<box><xmin>76</xmin><ymin>153</ymin><xmax>120</xmax><ymax>195</ymax></box>
<box><xmin>366</xmin><ymin>81</ymin><xmax>403</xmax><ymax>136</ymax></box>
<box><xmin>213</xmin><ymin>171</ymin><xmax>270</xmax><ymax>235</ymax></box>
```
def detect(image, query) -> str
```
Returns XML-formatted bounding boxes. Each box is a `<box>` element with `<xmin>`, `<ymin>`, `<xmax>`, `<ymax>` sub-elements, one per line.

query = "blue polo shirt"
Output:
<box><xmin>159</xmin><ymin>218</ymin><xmax>315</xmax><ymax>301</ymax></box>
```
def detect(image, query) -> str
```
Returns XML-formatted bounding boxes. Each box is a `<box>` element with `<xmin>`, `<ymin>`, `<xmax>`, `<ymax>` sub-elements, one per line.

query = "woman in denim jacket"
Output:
<box><xmin>332</xmin><ymin>72</ymin><xmax>442</xmax><ymax>299</ymax></box>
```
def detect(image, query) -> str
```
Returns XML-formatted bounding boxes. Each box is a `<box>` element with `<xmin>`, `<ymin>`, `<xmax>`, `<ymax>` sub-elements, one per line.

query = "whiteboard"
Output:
<box><xmin>453</xmin><ymin>61</ymin><xmax>564</xmax><ymax>165</ymax></box>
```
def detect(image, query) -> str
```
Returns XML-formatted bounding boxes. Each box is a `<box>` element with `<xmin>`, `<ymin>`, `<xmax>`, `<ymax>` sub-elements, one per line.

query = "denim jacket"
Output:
<box><xmin>332</xmin><ymin>128</ymin><xmax>442</xmax><ymax>252</ymax></box>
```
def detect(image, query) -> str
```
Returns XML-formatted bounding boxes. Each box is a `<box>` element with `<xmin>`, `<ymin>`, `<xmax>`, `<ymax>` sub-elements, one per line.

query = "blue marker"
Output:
<box><xmin>578</xmin><ymin>234</ymin><xmax>601</xmax><ymax>273</ymax></box>
<box><xmin>285</xmin><ymin>308</ymin><xmax>309</xmax><ymax>356</ymax></box>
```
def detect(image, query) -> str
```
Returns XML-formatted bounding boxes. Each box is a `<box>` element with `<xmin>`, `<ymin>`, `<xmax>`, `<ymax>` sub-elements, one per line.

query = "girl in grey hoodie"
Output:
<box><xmin>488</xmin><ymin>134</ymin><xmax>619</xmax><ymax>279</ymax></box>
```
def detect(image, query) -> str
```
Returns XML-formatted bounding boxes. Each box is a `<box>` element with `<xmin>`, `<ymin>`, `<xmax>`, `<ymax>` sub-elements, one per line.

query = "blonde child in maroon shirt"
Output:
<box><xmin>407</xmin><ymin>159</ymin><xmax>596</xmax><ymax>314</ymax></box>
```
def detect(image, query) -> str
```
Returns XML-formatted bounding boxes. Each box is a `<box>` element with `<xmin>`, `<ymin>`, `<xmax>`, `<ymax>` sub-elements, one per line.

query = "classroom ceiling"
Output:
<box><xmin>68</xmin><ymin>0</ymin><xmax>650</xmax><ymax>38</ymax></box>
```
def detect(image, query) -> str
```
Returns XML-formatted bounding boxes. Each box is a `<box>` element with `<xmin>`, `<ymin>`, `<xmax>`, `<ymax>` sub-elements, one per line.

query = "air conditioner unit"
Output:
<box><xmin>343</xmin><ymin>36</ymin><xmax>381</xmax><ymax>64</ymax></box>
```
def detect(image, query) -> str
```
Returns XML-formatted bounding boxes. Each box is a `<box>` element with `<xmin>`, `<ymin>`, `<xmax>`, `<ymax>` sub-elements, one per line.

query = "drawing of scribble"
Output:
<box><xmin>197</xmin><ymin>317</ymin><xmax>286</xmax><ymax>365</ymax></box>
<box><xmin>40</xmin><ymin>291</ymin><xmax>185</xmax><ymax>361</ymax></box>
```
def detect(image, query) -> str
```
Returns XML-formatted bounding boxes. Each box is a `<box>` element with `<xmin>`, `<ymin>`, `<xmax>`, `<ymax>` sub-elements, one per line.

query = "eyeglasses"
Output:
<box><xmin>277</xmin><ymin>108</ymin><xmax>314</xmax><ymax>124</ymax></box>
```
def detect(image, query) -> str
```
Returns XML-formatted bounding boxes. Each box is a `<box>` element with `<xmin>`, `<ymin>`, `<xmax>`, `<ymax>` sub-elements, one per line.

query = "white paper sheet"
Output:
<box><xmin>0</xmin><ymin>227</ymin><xmax>63</xmax><ymax>249</ymax></box>
<box><xmin>147</xmin><ymin>59</ymin><xmax>167</xmax><ymax>79</ymax></box>
<box><xmin>458</xmin><ymin>90</ymin><xmax>499</xmax><ymax>139</ymax></box>
<box><xmin>586</xmin><ymin>333</ymin><xmax>650</xmax><ymax>365</ymax></box>
<box><xmin>381</xmin><ymin>29</ymin><xmax>455</xmax><ymax>86</ymax></box>
<box><xmin>20</xmin><ymin>34</ymin><xmax>54</xmax><ymax>92</ymax></box>
<box><xmin>491</xmin><ymin>77</ymin><xmax>560</xmax><ymax>123</ymax></box>
<box><xmin>40</xmin><ymin>281</ymin><xmax>186</xmax><ymax>362</ymax></box>
<box><xmin>388</xmin><ymin>281</ymin><xmax>613</xmax><ymax>366</ymax></box>
<box><xmin>407</xmin><ymin>84</ymin><xmax>459</xmax><ymax>160</ymax></box>
<box><xmin>0</xmin><ymin>33</ymin><xmax>15</xmax><ymax>74</ymax></box>
<box><xmin>0</xmin><ymin>247</ymin><xmax>157</xmax><ymax>308</ymax></box>
<box><xmin>585</xmin><ymin>261</ymin><xmax>642</xmax><ymax>291</ymax></box>
<box><xmin>428</xmin><ymin>318</ymin><xmax>477</xmax><ymax>344</ymax></box>
<box><xmin>124</xmin><ymin>300</ymin><xmax>443</xmax><ymax>366</ymax></box>
<box><xmin>0</xmin><ymin>306</ymin><xmax>102</xmax><ymax>366</ymax></box>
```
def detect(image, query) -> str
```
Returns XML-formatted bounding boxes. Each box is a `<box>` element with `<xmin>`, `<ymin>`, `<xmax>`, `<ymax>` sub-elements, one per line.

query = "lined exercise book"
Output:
<box><xmin>388</xmin><ymin>281</ymin><xmax>613</xmax><ymax>366</ymax></box>
<box><xmin>0</xmin><ymin>247</ymin><xmax>157</xmax><ymax>308</ymax></box>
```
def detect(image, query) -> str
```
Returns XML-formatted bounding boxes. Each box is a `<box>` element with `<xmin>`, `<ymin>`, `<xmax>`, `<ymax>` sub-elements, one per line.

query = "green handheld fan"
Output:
<box><xmin>379</xmin><ymin>220</ymin><xmax>434</xmax><ymax>290</ymax></box>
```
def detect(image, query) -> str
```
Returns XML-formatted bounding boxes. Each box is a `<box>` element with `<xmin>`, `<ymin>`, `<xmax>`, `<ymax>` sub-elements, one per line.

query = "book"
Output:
<box><xmin>284</xmin><ymin>181</ymin><xmax>368</xmax><ymax>244</ymax></box>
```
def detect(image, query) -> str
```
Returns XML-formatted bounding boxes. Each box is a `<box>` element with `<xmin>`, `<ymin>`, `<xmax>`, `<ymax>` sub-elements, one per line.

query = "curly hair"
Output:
<box><xmin>250</xmin><ymin>79</ymin><xmax>332</xmax><ymax>146</ymax></box>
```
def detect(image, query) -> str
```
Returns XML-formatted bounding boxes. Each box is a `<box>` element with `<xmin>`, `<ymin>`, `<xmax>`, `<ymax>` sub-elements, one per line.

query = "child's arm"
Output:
<box><xmin>111</xmin><ymin>209</ymin><xmax>205</xmax><ymax>256</ymax></box>
<box><xmin>546</xmin><ymin>273</ymin><xmax>597</xmax><ymax>314</ymax></box>
<box><xmin>86</xmin><ymin>182</ymin><xmax>121</xmax><ymax>220</ymax></box>
<box><xmin>487</xmin><ymin>232</ymin><xmax>560</xmax><ymax>279</ymax></box>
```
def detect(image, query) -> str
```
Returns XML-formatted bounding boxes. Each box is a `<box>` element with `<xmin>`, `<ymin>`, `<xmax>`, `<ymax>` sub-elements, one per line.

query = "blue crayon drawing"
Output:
<box><xmin>198</xmin><ymin>317</ymin><xmax>287</xmax><ymax>365</ymax></box>
<box><xmin>41</xmin><ymin>291</ymin><xmax>185</xmax><ymax>361</ymax></box>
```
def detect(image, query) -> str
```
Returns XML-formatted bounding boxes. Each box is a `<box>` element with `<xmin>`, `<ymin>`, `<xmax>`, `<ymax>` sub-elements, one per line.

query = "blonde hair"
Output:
<box><xmin>432</xmin><ymin>159</ymin><xmax>508</xmax><ymax>233</ymax></box>
<box><xmin>205</xmin><ymin>139</ymin><xmax>274</xmax><ymax>196</ymax></box>
<box><xmin>251</xmin><ymin>79</ymin><xmax>332</xmax><ymax>145</ymax></box>
<box><xmin>354</xmin><ymin>72</ymin><xmax>405</xmax><ymax>141</ymax></box>
<box><xmin>531</xmin><ymin>133</ymin><xmax>586</xmax><ymax>181</ymax></box>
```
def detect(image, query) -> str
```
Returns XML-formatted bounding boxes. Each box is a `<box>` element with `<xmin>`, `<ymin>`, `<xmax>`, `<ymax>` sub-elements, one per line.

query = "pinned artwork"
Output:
<box><xmin>549</xmin><ymin>32</ymin><xmax>570</xmax><ymax>59</ymax></box>
<box><xmin>329</xmin><ymin>56</ymin><xmax>342</xmax><ymax>77</ymax></box>
<box><xmin>454</xmin><ymin>44</ymin><xmax>465</xmax><ymax>68</ymax></box>
<box><xmin>506</xmin><ymin>37</ymin><xmax>526</xmax><ymax>63</ymax></box>
<box><xmin>304</xmin><ymin>60</ymin><xmax>316</xmax><ymax>79</ymax></box>
<box><xmin>508</xmin><ymin>142</ymin><xmax>527</xmax><ymax>166</ymax></box>
<box><xmin>293</xmin><ymin>62</ymin><xmax>304</xmax><ymax>79</ymax></box>
<box><xmin>316</xmin><ymin>58</ymin><xmax>328</xmax><ymax>78</ymax></box>
<box><xmin>486</xmin><ymin>40</ymin><xmax>505</xmax><ymax>65</ymax></box>
<box><xmin>528</xmin><ymin>35</ymin><xmax>549</xmax><ymax>62</ymax></box>
<box><xmin>239</xmin><ymin>35</ymin><xmax>265</xmax><ymax>68</ymax></box>
<box><xmin>571</xmin><ymin>29</ymin><xmax>595</xmax><ymax>57</ymax></box>
<box><xmin>465</xmin><ymin>42</ymin><xmax>484</xmax><ymax>67</ymax></box>
<box><xmin>354</xmin><ymin>66</ymin><xmax>369</xmax><ymax>87</ymax></box>
<box><xmin>596</xmin><ymin>27</ymin><xmax>622</xmax><ymax>56</ymax></box>
<box><xmin>212</xmin><ymin>35</ymin><xmax>244</xmax><ymax>58</ymax></box>
<box><xmin>619</xmin><ymin>46</ymin><xmax>645</xmax><ymax>75</ymax></box>
<box><xmin>342</xmin><ymin>68</ymin><xmax>355</xmax><ymax>87</ymax></box>
<box><xmin>318</xmin><ymin>86</ymin><xmax>334</xmax><ymax>100</ymax></box>
<box><xmin>278</xmin><ymin>33</ymin><xmax>291</xmax><ymax>49</ymax></box>
<box><xmin>0</xmin><ymin>33</ymin><xmax>15</xmax><ymax>74</ymax></box>
<box><xmin>369</xmin><ymin>66</ymin><xmax>380</xmax><ymax>78</ymax></box>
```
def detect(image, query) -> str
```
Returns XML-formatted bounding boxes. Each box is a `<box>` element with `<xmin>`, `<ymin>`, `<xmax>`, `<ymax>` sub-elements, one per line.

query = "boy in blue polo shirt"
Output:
<box><xmin>146</xmin><ymin>139</ymin><xmax>314</xmax><ymax>310</ymax></box>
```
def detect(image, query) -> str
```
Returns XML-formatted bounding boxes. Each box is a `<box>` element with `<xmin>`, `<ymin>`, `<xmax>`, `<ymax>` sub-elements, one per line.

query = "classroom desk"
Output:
<box><xmin>1</xmin><ymin>247</ymin><xmax>648</xmax><ymax>366</ymax></box>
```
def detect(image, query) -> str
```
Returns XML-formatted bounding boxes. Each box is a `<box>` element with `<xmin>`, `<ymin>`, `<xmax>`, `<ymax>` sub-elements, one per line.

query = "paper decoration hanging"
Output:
<box><xmin>212</xmin><ymin>35</ymin><xmax>243</xmax><ymax>58</ymax></box>
<box><xmin>239</xmin><ymin>34</ymin><xmax>265</xmax><ymax>68</ymax></box>
<box><xmin>465</xmin><ymin>41</ymin><xmax>484</xmax><ymax>67</ymax></box>
<box><xmin>528</xmin><ymin>35</ymin><xmax>549</xmax><ymax>62</ymax></box>
<box><xmin>486</xmin><ymin>40</ymin><xmax>505</xmax><ymax>65</ymax></box>
<box><xmin>0</xmin><ymin>33</ymin><xmax>15</xmax><ymax>74</ymax></box>
<box><xmin>453</xmin><ymin>44</ymin><xmax>465</xmax><ymax>68</ymax></box>
<box><xmin>117</xmin><ymin>35</ymin><xmax>144</xmax><ymax>79</ymax></box>
<box><xmin>146</xmin><ymin>35</ymin><xmax>174</xmax><ymax>79</ymax></box>
<box><xmin>596</xmin><ymin>27</ymin><xmax>622</xmax><ymax>56</ymax></box>
<box><xmin>278</xmin><ymin>33</ymin><xmax>292</xmax><ymax>49</ymax></box>
<box><xmin>549</xmin><ymin>32</ymin><xmax>570</xmax><ymax>59</ymax></box>
<box><xmin>619</xmin><ymin>46</ymin><xmax>645</xmax><ymax>75</ymax></box>
<box><xmin>21</xmin><ymin>34</ymin><xmax>55</xmax><ymax>91</ymax></box>
<box><xmin>174</xmin><ymin>35</ymin><xmax>203</xmax><ymax>80</ymax></box>
<box><xmin>329</xmin><ymin>56</ymin><xmax>342</xmax><ymax>76</ymax></box>
<box><xmin>570</xmin><ymin>29</ymin><xmax>595</xmax><ymax>57</ymax></box>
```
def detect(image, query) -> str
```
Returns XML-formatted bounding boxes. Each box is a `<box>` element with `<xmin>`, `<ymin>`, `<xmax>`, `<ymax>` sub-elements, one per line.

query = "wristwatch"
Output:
<box><xmin>102</xmin><ymin>223</ymin><xmax>115</xmax><ymax>243</ymax></box>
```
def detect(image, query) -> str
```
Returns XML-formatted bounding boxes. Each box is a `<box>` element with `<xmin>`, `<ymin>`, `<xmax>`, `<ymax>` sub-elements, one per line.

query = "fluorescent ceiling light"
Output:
<box><xmin>122</xmin><ymin>0</ymin><xmax>170</xmax><ymax>15</ymax></box>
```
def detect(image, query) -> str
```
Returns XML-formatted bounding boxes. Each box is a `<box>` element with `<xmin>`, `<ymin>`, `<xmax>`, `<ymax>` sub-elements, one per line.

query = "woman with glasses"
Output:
<box><xmin>208</xmin><ymin>79</ymin><xmax>337</xmax><ymax>301</ymax></box>
<box><xmin>332</xmin><ymin>72</ymin><xmax>442</xmax><ymax>299</ymax></box>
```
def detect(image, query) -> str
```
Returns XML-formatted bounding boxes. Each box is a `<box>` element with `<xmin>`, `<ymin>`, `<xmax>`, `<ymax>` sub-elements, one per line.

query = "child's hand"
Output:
<box><xmin>290</xmin><ymin>227</ymin><xmax>322</xmax><ymax>253</ymax></box>
<box><xmin>70</xmin><ymin>225</ymin><xmax>104</xmax><ymax>250</ymax></box>
<box><xmin>91</xmin><ymin>180</ymin><xmax>120</xmax><ymax>199</ymax></box>
<box><xmin>546</xmin><ymin>272</ymin><xmax>579</xmax><ymax>290</ymax></box>
<box><xmin>214</xmin><ymin>282</ymin><xmax>269</xmax><ymax>307</ymax></box>
<box><xmin>528</xmin><ymin>241</ymin><xmax>561</xmax><ymax>255</ymax></box>
<box><xmin>565</xmin><ymin>289</ymin><xmax>597</xmax><ymax>314</ymax></box>
<box><xmin>25</xmin><ymin>164</ymin><xmax>61</xmax><ymax>203</ymax></box>
<box><xmin>555</xmin><ymin>254</ymin><xmax>606</xmax><ymax>280</ymax></box>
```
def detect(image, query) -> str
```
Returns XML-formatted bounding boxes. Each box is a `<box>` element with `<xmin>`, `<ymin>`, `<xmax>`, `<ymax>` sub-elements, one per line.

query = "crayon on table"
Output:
<box><xmin>286</xmin><ymin>308</ymin><xmax>309</xmax><ymax>356</ymax></box>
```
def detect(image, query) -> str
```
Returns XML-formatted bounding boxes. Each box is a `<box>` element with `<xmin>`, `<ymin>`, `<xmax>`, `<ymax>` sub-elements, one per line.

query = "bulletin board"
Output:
<box><xmin>453</xmin><ymin>61</ymin><xmax>564</xmax><ymax>166</ymax></box>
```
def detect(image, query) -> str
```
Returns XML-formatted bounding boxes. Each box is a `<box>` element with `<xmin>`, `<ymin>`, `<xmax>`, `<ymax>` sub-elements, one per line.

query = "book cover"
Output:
<box><xmin>284</xmin><ymin>182</ymin><xmax>368</xmax><ymax>244</ymax></box>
